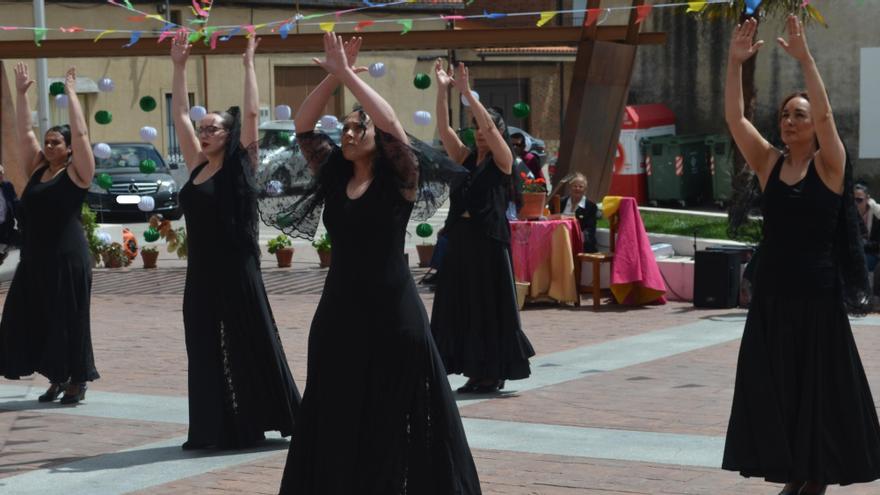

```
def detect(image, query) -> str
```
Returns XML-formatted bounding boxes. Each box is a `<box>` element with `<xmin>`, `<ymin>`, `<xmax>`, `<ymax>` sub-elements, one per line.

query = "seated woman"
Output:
<box><xmin>560</xmin><ymin>172</ymin><xmax>598</xmax><ymax>253</ymax></box>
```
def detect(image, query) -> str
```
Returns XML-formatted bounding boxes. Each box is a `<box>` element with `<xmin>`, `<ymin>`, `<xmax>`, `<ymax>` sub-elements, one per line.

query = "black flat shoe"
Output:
<box><xmin>473</xmin><ymin>380</ymin><xmax>505</xmax><ymax>394</ymax></box>
<box><xmin>779</xmin><ymin>482</ymin><xmax>805</xmax><ymax>495</ymax></box>
<box><xmin>38</xmin><ymin>382</ymin><xmax>67</xmax><ymax>403</ymax></box>
<box><xmin>798</xmin><ymin>484</ymin><xmax>826</xmax><ymax>495</ymax></box>
<box><xmin>456</xmin><ymin>381</ymin><xmax>480</xmax><ymax>393</ymax></box>
<box><xmin>181</xmin><ymin>440</ymin><xmax>215</xmax><ymax>450</ymax></box>
<box><xmin>59</xmin><ymin>383</ymin><xmax>87</xmax><ymax>405</ymax></box>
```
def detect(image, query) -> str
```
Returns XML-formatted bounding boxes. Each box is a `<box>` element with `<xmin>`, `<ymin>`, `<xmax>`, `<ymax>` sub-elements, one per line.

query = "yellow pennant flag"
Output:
<box><xmin>145</xmin><ymin>14</ymin><xmax>166</xmax><ymax>23</ymax></box>
<box><xmin>94</xmin><ymin>29</ymin><xmax>117</xmax><ymax>42</ymax></box>
<box><xmin>537</xmin><ymin>11</ymin><xmax>556</xmax><ymax>27</ymax></box>
<box><xmin>686</xmin><ymin>1</ymin><xmax>707</xmax><ymax>13</ymax></box>
<box><xmin>319</xmin><ymin>22</ymin><xmax>335</xmax><ymax>33</ymax></box>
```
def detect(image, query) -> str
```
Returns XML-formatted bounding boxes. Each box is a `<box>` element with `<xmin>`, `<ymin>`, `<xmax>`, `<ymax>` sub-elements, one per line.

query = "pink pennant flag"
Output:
<box><xmin>441</xmin><ymin>15</ymin><xmax>466</xmax><ymax>21</ymax></box>
<box><xmin>584</xmin><ymin>8</ymin><xmax>601</xmax><ymax>27</ymax></box>
<box><xmin>635</xmin><ymin>4</ymin><xmax>653</xmax><ymax>24</ymax></box>
<box><xmin>157</xmin><ymin>27</ymin><xmax>180</xmax><ymax>44</ymax></box>
<box><xmin>0</xmin><ymin>26</ymin><xmax>17</xmax><ymax>31</ymax></box>
<box><xmin>192</xmin><ymin>0</ymin><xmax>210</xmax><ymax>18</ymax></box>
<box><xmin>355</xmin><ymin>20</ymin><xmax>375</xmax><ymax>32</ymax></box>
<box><xmin>244</xmin><ymin>24</ymin><xmax>257</xmax><ymax>37</ymax></box>
<box><xmin>60</xmin><ymin>26</ymin><xmax>85</xmax><ymax>33</ymax></box>
<box><xmin>802</xmin><ymin>0</ymin><xmax>810</xmax><ymax>6</ymax></box>
<box><xmin>210</xmin><ymin>29</ymin><xmax>224</xmax><ymax>50</ymax></box>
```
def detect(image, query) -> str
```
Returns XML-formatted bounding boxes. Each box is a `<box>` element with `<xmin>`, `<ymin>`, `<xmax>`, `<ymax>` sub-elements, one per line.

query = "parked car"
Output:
<box><xmin>508</xmin><ymin>126</ymin><xmax>547</xmax><ymax>165</ymax></box>
<box><xmin>86</xmin><ymin>143</ymin><xmax>182</xmax><ymax>219</ymax></box>
<box><xmin>257</xmin><ymin>120</ymin><xmax>343</xmax><ymax>197</ymax></box>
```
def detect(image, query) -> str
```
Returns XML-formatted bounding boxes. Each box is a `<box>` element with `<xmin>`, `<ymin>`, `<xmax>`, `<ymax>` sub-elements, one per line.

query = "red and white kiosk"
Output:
<box><xmin>608</xmin><ymin>104</ymin><xmax>676</xmax><ymax>204</ymax></box>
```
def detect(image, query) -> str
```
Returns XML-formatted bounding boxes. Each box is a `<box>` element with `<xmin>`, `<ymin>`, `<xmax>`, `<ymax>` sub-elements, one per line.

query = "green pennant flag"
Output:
<box><xmin>397</xmin><ymin>19</ymin><xmax>413</xmax><ymax>35</ymax></box>
<box><xmin>34</xmin><ymin>28</ymin><xmax>47</xmax><ymax>47</ymax></box>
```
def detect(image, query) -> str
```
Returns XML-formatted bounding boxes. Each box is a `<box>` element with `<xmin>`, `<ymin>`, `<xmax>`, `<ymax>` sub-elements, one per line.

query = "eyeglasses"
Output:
<box><xmin>196</xmin><ymin>125</ymin><xmax>226</xmax><ymax>137</ymax></box>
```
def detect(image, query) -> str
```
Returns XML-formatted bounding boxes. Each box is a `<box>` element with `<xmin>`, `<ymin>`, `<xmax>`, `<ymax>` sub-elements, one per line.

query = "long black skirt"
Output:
<box><xmin>431</xmin><ymin>218</ymin><xmax>534</xmax><ymax>381</ymax></box>
<box><xmin>722</xmin><ymin>290</ymin><xmax>880</xmax><ymax>485</ymax></box>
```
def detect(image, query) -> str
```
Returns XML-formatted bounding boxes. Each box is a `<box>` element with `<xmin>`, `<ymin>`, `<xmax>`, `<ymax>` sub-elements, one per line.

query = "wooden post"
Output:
<box><xmin>0</xmin><ymin>61</ymin><xmax>24</xmax><ymax>196</ymax></box>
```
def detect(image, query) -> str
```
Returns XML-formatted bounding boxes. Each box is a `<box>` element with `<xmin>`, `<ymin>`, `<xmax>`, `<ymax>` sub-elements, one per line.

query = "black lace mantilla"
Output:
<box><xmin>255</xmin><ymin>128</ymin><xmax>466</xmax><ymax>240</ymax></box>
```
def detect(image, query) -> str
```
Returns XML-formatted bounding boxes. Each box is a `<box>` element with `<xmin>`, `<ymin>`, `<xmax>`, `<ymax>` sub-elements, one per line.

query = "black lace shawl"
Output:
<box><xmin>256</xmin><ymin>127</ymin><xmax>467</xmax><ymax>240</ymax></box>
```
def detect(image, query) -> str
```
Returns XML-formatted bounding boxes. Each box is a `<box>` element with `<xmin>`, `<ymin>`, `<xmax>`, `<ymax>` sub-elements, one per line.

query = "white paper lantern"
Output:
<box><xmin>368</xmin><ymin>62</ymin><xmax>387</xmax><ymax>78</ymax></box>
<box><xmin>266</xmin><ymin>180</ymin><xmax>283</xmax><ymax>197</ymax></box>
<box><xmin>137</xmin><ymin>196</ymin><xmax>156</xmax><ymax>212</ymax></box>
<box><xmin>319</xmin><ymin>115</ymin><xmax>338</xmax><ymax>130</ymax></box>
<box><xmin>460</xmin><ymin>90</ymin><xmax>480</xmax><ymax>107</ymax></box>
<box><xmin>189</xmin><ymin>105</ymin><xmax>207</xmax><ymax>122</ymax></box>
<box><xmin>98</xmin><ymin>78</ymin><xmax>115</xmax><ymax>92</ymax></box>
<box><xmin>96</xmin><ymin>231</ymin><xmax>112</xmax><ymax>245</ymax></box>
<box><xmin>139</xmin><ymin>126</ymin><xmax>158</xmax><ymax>142</ymax></box>
<box><xmin>54</xmin><ymin>94</ymin><xmax>69</xmax><ymax>109</ymax></box>
<box><xmin>413</xmin><ymin>110</ymin><xmax>432</xmax><ymax>126</ymax></box>
<box><xmin>274</xmin><ymin>105</ymin><xmax>292</xmax><ymax>121</ymax></box>
<box><xmin>93</xmin><ymin>142</ymin><xmax>112</xmax><ymax>159</ymax></box>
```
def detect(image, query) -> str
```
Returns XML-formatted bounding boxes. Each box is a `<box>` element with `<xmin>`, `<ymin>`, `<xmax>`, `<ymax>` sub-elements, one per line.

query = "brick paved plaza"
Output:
<box><xmin>2</xmin><ymin>264</ymin><xmax>880</xmax><ymax>494</ymax></box>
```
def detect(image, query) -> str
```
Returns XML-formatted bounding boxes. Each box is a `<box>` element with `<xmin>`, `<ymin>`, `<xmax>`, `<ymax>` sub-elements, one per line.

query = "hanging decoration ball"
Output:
<box><xmin>266</xmin><ymin>180</ymin><xmax>284</xmax><ymax>197</ymax></box>
<box><xmin>96</xmin><ymin>172</ymin><xmax>114</xmax><ymax>190</ymax></box>
<box><xmin>369</xmin><ymin>62</ymin><xmax>387</xmax><ymax>78</ymax></box>
<box><xmin>460</xmin><ymin>90</ymin><xmax>480</xmax><ymax>107</ymax></box>
<box><xmin>319</xmin><ymin>115</ymin><xmax>339</xmax><ymax>131</ymax></box>
<box><xmin>189</xmin><ymin>105</ymin><xmax>207</xmax><ymax>122</ymax></box>
<box><xmin>413</xmin><ymin>110</ymin><xmax>432</xmax><ymax>126</ymax></box>
<box><xmin>93</xmin><ymin>142</ymin><xmax>112</xmax><ymax>159</ymax></box>
<box><xmin>512</xmin><ymin>102</ymin><xmax>531</xmax><ymax>119</ymax></box>
<box><xmin>415</xmin><ymin>223</ymin><xmax>433</xmax><ymax>238</ymax></box>
<box><xmin>413</xmin><ymin>73</ymin><xmax>431</xmax><ymax>90</ymax></box>
<box><xmin>98</xmin><ymin>77</ymin><xmax>115</xmax><ymax>92</ymax></box>
<box><xmin>95</xmin><ymin>110</ymin><xmax>113</xmax><ymax>125</ymax></box>
<box><xmin>143</xmin><ymin>227</ymin><xmax>160</xmax><ymax>243</ymax></box>
<box><xmin>276</xmin><ymin>213</ymin><xmax>294</xmax><ymax>228</ymax></box>
<box><xmin>137</xmin><ymin>196</ymin><xmax>156</xmax><ymax>212</ymax></box>
<box><xmin>274</xmin><ymin>105</ymin><xmax>292</xmax><ymax>121</ymax></box>
<box><xmin>139</xmin><ymin>159</ymin><xmax>157</xmax><ymax>174</ymax></box>
<box><xmin>54</xmin><ymin>94</ymin><xmax>69</xmax><ymax>109</ymax></box>
<box><xmin>139</xmin><ymin>96</ymin><xmax>157</xmax><ymax>112</ymax></box>
<box><xmin>49</xmin><ymin>82</ymin><xmax>65</xmax><ymax>96</ymax></box>
<box><xmin>97</xmin><ymin>231</ymin><xmax>113</xmax><ymax>245</ymax></box>
<box><xmin>139</xmin><ymin>126</ymin><xmax>158</xmax><ymax>142</ymax></box>
<box><xmin>460</xmin><ymin>127</ymin><xmax>476</xmax><ymax>147</ymax></box>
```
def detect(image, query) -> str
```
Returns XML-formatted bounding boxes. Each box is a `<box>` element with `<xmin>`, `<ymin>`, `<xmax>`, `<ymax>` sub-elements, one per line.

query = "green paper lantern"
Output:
<box><xmin>513</xmin><ymin>102</ymin><xmax>531</xmax><ymax>119</ymax></box>
<box><xmin>416</xmin><ymin>223</ymin><xmax>433</xmax><ymax>238</ymax></box>
<box><xmin>49</xmin><ymin>82</ymin><xmax>65</xmax><ymax>96</ymax></box>
<box><xmin>97</xmin><ymin>173</ymin><xmax>113</xmax><ymax>190</ymax></box>
<box><xmin>413</xmin><ymin>73</ymin><xmax>431</xmax><ymax>90</ymax></box>
<box><xmin>460</xmin><ymin>127</ymin><xmax>476</xmax><ymax>147</ymax></box>
<box><xmin>95</xmin><ymin>110</ymin><xmax>112</xmax><ymax>125</ymax></box>
<box><xmin>276</xmin><ymin>213</ymin><xmax>293</xmax><ymax>228</ymax></box>
<box><xmin>143</xmin><ymin>227</ymin><xmax>160</xmax><ymax>243</ymax></box>
<box><xmin>139</xmin><ymin>96</ymin><xmax>157</xmax><ymax>112</ymax></box>
<box><xmin>139</xmin><ymin>159</ymin><xmax>157</xmax><ymax>174</ymax></box>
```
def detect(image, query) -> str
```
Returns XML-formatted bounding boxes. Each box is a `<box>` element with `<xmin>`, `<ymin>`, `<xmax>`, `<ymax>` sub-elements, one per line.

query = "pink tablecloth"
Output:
<box><xmin>510</xmin><ymin>219</ymin><xmax>583</xmax><ymax>283</ymax></box>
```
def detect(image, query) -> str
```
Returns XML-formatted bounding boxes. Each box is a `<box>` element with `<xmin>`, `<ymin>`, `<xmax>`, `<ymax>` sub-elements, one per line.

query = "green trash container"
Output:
<box><xmin>642</xmin><ymin>134</ymin><xmax>711</xmax><ymax>207</ymax></box>
<box><xmin>705</xmin><ymin>134</ymin><xmax>735</xmax><ymax>205</ymax></box>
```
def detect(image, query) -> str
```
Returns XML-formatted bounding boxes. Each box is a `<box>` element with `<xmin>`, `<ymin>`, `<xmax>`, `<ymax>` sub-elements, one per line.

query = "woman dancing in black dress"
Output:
<box><xmin>722</xmin><ymin>16</ymin><xmax>880</xmax><ymax>495</ymax></box>
<box><xmin>431</xmin><ymin>60</ymin><xmax>534</xmax><ymax>394</ymax></box>
<box><xmin>169</xmin><ymin>32</ymin><xmax>299</xmax><ymax>449</ymax></box>
<box><xmin>0</xmin><ymin>65</ymin><xmax>97</xmax><ymax>404</ymax></box>
<box><xmin>268</xmin><ymin>33</ymin><xmax>480</xmax><ymax>494</ymax></box>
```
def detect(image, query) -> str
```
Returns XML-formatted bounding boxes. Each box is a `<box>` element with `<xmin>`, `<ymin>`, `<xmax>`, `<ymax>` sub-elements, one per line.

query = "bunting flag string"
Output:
<box><xmin>635</xmin><ymin>4</ymin><xmax>653</xmax><ymax>24</ymax></box>
<box><xmin>583</xmin><ymin>8</ymin><xmax>601</xmax><ymax>27</ymax></box>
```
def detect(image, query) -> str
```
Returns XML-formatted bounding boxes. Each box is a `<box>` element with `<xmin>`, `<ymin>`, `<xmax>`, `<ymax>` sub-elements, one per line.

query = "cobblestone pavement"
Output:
<box><xmin>2</xmin><ymin>266</ymin><xmax>880</xmax><ymax>494</ymax></box>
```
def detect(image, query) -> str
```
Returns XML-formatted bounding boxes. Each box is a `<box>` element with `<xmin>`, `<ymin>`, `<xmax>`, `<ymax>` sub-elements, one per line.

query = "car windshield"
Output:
<box><xmin>95</xmin><ymin>145</ymin><xmax>165</xmax><ymax>170</ymax></box>
<box><xmin>259</xmin><ymin>127</ymin><xmax>342</xmax><ymax>149</ymax></box>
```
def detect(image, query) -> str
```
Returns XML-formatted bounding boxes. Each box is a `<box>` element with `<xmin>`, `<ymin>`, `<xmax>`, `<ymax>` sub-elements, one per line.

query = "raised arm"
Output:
<box><xmin>315</xmin><ymin>33</ymin><xmax>407</xmax><ymax>145</ymax></box>
<box><xmin>434</xmin><ymin>59</ymin><xmax>469</xmax><ymax>164</ymax></box>
<box><xmin>241</xmin><ymin>36</ymin><xmax>260</xmax><ymax>155</ymax></box>
<box><xmin>12</xmin><ymin>63</ymin><xmax>41</xmax><ymax>178</ymax></box>
<box><xmin>453</xmin><ymin>62</ymin><xmax>512</xmax><ymax>174</ymax></box>
<box><xmin>725</xmin><ymin>18</ymin><xmax>776</xmax><ymax>187</ymax></box>
<box><xmin>64</xmin><ymin>68</ymin><xmax>94</xmax><ymax>188</ymax></box>
<box><xmin>170</xmin><ymin>31</ymin><xmax>203</xmax><ymax>171</ymax></box>
<box><xmin>777</xmin><ymin>15</ymin><xmax>845</xmax><ymax>182</ymax></box>
<box><xmin>295</xmin><ymin>36</ymin><xmax>365</xmax><ymax>135</ymax></box>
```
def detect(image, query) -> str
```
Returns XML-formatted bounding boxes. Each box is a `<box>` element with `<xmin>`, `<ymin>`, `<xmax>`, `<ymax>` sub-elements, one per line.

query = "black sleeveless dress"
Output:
<box><xmin>277</xmin><ymin>130</ymin><xmax>481</xmax><ymax>494</ymax></box>
<box><xmin>722</xmin><ymin>156</ymin><xmax>880</xmax><ymax>485</ymax></box>
<box><xmin>0</xmin><ymin>166</ymin><xmax>98</xmax><ymax>384</ymax></box>
<box><xmin>431</xmin><ymin>154</ymin><xmax>534</xmax><ymax>381</ymax></box>
<box><xmin>178</xmin><ymin>159</ymin><xmax>299</xmax><ymax>449</ymax></box>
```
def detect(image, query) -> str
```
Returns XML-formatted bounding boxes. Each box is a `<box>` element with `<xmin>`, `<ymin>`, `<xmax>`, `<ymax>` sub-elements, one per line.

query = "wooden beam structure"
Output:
<box><xmin>0</xmin><ymin>26</ymin><xmax>663</xmax><ymax>59</ymax></box>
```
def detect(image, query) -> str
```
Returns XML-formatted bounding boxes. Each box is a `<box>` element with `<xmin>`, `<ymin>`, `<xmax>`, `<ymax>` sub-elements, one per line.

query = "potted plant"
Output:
<box><xmin>312</xmin><ymin>233</ymin><xmax>331</xmax><ymax>268</ymax></box>
<box><xmin>268</xmin><ymin>234</ymin><xmax>294</xmax><ymax>268</ymax></box>
<box><xmin>149</xmin><ymin>214</ymin><xmax>188</xmax><ymax>259</ymax></box>
<box><xmin>519</xmin><ymin>173</ymin><xmax>548</xmax><ymax>220</ymax></box>
<box><xmin>141</xmin><ymin>246</ymin><xmax>159</xmax><ymax>269</ymax></box>
<box><xmin>415</xmin><ymin>222</ymin><xmax>434</xmax><ymax>268</ymax></box>
<box><xmin>102</xmin><ymin>242</ymin><xmax>131</xmax><ymax>268</ymax></box>
<box><xmin>81</xmin><ymin>203</ymin><xmax>105</xmax><ymax>267</ymax></box>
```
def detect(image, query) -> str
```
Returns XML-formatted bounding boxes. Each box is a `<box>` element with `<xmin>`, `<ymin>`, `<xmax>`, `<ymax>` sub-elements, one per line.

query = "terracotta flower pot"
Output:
<box><xmin>275</xmin><ymin>247</ymin><xmax>294</xmax><ymax>268</ymax></box>
<box><xmin>141</xmin><ymin>250</ymin><xmax>159</xmax><ymax>269</ymax></box>
<box><xmin>416</xmin><ymin>244</ymin><xmax>434</xmax><ymax>268</ymax></box>
<box><xmin>519</xmin><ymin>192</ymin><xmax>546</xmax><ymax>220</ymax></box>
<box><xmin>317</xmin><ymin>249</ymin><xmax>331</xmax><ymax>268</ymax></box>
<box><xmin>102</xmin><ymin>252</ymin><xmax>123</xmax><ymax>268</ymax></box>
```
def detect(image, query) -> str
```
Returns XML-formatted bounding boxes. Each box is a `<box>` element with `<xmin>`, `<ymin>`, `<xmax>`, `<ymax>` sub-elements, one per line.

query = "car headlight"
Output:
<box><xmin>158</xmin><ymin>180</ymin><xmax>176</xmax><ymax>193</ymax></box>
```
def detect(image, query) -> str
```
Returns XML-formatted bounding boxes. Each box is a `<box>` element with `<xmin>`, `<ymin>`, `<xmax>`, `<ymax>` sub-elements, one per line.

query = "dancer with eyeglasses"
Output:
<box><xmin>170</xmin><ymin>32</ymin><xmax>300</xmax><ymax>450</ymax></box>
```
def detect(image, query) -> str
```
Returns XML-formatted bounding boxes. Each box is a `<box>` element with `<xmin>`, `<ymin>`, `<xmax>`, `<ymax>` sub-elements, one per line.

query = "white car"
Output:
<box><xmin>257</xmin><ymin>120</ymin><xmax>343</xmax><ymax>197</ymax></box>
